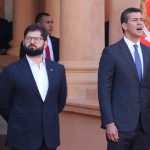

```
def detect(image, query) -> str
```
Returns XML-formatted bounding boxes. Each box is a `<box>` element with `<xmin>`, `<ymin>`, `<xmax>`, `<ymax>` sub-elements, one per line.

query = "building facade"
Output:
<box><xmin>0</xmin><ymin>0</ymin><xmax>141</xmax><ymax>150</ymax></box>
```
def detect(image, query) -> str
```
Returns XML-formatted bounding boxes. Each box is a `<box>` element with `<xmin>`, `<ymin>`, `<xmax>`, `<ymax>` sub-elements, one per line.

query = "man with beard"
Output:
<box><xmin>20</xmin><ymin>12</ymin><xmax>59</xmax><ymax>62</ymax></box>
<box><xmin>0</xmin><ymin>24</ymin><xmax>67</xmax><ymax>150</ymax></box>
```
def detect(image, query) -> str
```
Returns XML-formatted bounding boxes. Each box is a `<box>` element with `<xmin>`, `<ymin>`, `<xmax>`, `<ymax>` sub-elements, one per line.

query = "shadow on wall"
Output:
<box><xmin>105</xmin><ymin>21</ymin><xmax>109</xmax><ymax>47</ymax></box>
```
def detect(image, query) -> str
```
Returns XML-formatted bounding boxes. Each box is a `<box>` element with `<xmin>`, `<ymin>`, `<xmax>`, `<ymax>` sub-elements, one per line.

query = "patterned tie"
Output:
<box><xmin>45</xmin><ymin>45</ymin><xmax>51</xmax><ymax>60</ymax></box>
<box><xmin>134</xmin><ymin>44</ymin><xmax>142</xmax><ymax>81</ymax></box>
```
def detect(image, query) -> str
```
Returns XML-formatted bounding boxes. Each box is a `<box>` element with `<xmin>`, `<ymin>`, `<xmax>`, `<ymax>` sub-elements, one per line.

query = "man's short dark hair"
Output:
<box><xmin>24</xmin><ymin>24</ymin><xmax>48</xmax><ymax>40</ymax></box>
<box><xmin>120</xmin><ymin>7</ymin><xmax>142</xmax><ymax>24</ymax></box>
<box><xmin>35</xmin><ymin>12</ymin><xmax>50</xmax><ymax>23</ymax></box>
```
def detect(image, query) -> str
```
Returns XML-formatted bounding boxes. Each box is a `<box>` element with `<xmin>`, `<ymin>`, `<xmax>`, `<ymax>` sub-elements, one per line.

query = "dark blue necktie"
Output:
<box><xmin>134</xmin><ymin>44</ymin><xmax>142</xmax><ymax>81</ymax></box>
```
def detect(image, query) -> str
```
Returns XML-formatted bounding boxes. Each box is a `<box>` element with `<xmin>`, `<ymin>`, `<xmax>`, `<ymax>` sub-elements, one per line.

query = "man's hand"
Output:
<box><xmin>106</xmin><ymin>123</ymin><xmax>119</xmax><ymax>143</ymax></box>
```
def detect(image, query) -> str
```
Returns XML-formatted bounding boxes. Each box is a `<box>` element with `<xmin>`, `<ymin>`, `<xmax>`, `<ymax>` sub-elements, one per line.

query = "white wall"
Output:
<box><xmin>5</xmin><ymin>0</ymin><xmax>12</xmax><ymax>21</ymax></box>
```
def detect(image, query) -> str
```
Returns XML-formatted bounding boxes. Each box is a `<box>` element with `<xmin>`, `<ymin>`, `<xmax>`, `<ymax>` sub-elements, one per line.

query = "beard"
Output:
<box><xmin>23</xmin><ymin>44</ymin><xmax>44</xmax><ymax>56</ymax></box>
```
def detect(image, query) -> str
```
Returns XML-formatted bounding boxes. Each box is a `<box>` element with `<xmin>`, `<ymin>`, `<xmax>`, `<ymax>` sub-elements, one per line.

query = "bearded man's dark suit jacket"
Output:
<box><xmin>98</xmin><ymin>38</ymin><xmax>150</xmax><ymax>133</ymax></box>
<box><xmin>0</xmin><ymin>57</ymin><xmax>67</xmax><ymax>150</ymax></box>
<box><xmin>20</xmin><ymin>35</ymin><xmax>59</xmax><ymax>62</ymax></box>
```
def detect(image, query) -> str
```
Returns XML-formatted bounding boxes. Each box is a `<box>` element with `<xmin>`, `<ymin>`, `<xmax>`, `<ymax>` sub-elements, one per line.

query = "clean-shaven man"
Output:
<box><xmin>98</xmin><ymin>7</ymin><xmax>150</xmax><ymax>150</ymax></box>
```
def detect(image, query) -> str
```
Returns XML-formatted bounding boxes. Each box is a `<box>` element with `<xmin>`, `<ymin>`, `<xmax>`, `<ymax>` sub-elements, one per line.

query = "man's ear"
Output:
<box><xmin>122</xmin><ymin>23</ymin><xmax>127</xmax><ymax>31</ymax></box>
<box><xmin>44</xmin><ymin>40</ymin><xmax>48</xmax><ymax>48</ymax></box>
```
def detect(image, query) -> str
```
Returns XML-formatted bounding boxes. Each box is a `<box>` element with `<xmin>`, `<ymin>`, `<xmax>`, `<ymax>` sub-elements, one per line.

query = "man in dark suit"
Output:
<box><xmin>98</xmin><ymin>7</ymin><xmax>150</xmax><ymax>150</ymax></box>
<box><xmin>0</xmin><ymin>24</ymin><xmax>67</xmax><ymax>150</ymax></box>
<box><xmin>20</xmin><ymin>12</ymin><xmax>59</xmax><ymax>62</ymax></box>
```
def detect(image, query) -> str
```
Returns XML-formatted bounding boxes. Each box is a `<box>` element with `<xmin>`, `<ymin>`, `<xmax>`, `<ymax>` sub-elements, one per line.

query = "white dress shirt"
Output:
<box><xmin>124</xmin><ymin>36</ymin><xmax>144</xmax><ymax>77</ymax></box>
<box><xmin>26</xmin><ymin>56</ymin><xmax>49</xmax><ymax>101</ymax></box>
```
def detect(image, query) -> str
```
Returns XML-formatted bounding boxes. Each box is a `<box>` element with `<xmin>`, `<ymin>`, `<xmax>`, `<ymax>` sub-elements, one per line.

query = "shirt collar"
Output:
<box><xmin>124</xmin><ymin>36</ymin><xmax>140</xmax><ymax>47</ymax></box>
<box><xmin>26</xmin><ymin>55</ymin><xmax>46</xmax><ymax>66</ymax></box>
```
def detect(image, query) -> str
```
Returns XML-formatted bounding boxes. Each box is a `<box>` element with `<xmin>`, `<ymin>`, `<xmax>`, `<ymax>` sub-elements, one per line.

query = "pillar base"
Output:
<box><xmin>60</xmin><ymin>61</ymin><xmax>99</xmax><ymax>111</ymax></box>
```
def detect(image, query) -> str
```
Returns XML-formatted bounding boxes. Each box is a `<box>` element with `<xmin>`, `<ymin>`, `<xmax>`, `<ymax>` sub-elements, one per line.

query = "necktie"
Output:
<box><xmin>134</xmin><ymin>44</ymin><xmax>142</xmax><ymax>81</ymax></box>
<box><xmin>45</xmin><ymin>45</ymin><xmax>51</xmax><ymax>60</ymax></box>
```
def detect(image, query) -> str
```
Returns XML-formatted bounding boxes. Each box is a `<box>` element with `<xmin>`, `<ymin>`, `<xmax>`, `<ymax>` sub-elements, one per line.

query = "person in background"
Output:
<box><xmin>20</xmin><ymin>12</ymin><xmax>59</xmax><ymax>62</ymax></box>
<box><xmin>0</xmin><ymin>24</ymin><xmax>67</xmax><ymax>150</ymax></box>
<box><xmin>0</xmin><ymin>18</ymin><xmax>12</xmax><ymax>55</ymax></box>
<box><xmin>98</xmin><ymin>7</ymin><xmax>150</xmax><ymax>150</ymax></box>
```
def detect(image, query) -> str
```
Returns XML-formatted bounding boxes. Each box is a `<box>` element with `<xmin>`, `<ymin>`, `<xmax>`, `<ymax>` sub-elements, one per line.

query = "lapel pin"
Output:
<box><xmin>50</xmin><ymin>68</ymin><xmax>53</xmax><ymax>71</ymax></box>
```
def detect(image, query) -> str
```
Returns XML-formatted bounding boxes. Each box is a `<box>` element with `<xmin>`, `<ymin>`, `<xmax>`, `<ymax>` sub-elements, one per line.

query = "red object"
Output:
<box><xmin>45</xmin><ymin>45</ymin><xmax>51</xmax><ymax>60</ymax></box>
<box><xmin>140</xmin><ymin>0</ymin><xmax>150</xmax><ymax>47</ymax></box>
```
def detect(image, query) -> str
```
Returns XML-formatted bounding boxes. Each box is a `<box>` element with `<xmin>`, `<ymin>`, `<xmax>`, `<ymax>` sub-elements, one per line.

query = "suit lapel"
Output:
<box><xmin>44</xmin><ymin>60</ymin><xmax>56</xmax><ymax>102</ymax></box>
<box><xmin>19</xmin><ymin>58</ymin><xmax>42</xmax><ymax>100</ymax></box>
<box><xmin>119</xmin><ymin>39</ymin><xmax>140</xmax><ymax>83</ymax></box>
<box><xmin>50</xmin><ymin>35</ymin><xmax>55</xmax><ymax>45</ymax></box>
<box><xmin>141</xmin><ymin>44</ymin><xmax>149</xmax><ymax>81</ymax></box>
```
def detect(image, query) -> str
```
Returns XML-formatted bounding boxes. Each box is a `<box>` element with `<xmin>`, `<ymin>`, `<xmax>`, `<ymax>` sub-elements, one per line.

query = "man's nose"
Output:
<box><xmin>30</xmin><ymin>38</ymin><xmax>35</xmax><ymax>43</ymax></box>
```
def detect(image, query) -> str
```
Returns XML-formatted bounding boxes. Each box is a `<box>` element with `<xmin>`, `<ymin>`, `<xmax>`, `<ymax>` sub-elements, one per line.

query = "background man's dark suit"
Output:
<box><xmin>0</xmin><ymin>57</ymin><xmax>66</xmax><ymax>150</ymax></box>
<box><xmin>20</xmin><ymin>35</ymin><xmax>59</xmax><ymax>62</ymax></box>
